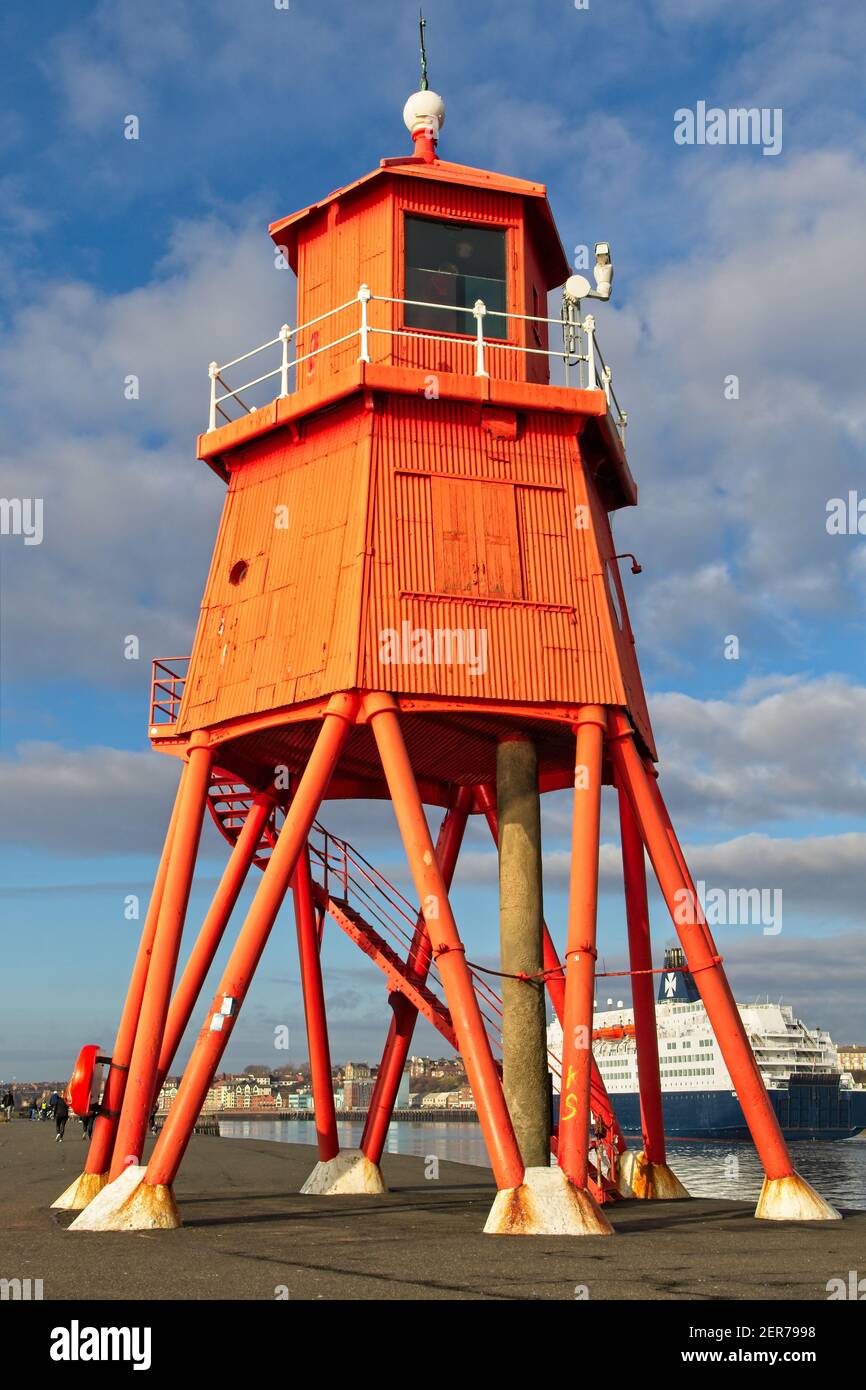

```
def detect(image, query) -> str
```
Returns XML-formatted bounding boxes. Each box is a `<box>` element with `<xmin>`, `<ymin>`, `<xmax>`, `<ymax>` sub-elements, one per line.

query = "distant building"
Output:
<box><xmin>157</xmin><ymin>1081</ymin><xmax>179</xmax><ymax>1112</ymax></box>
<box><xmin>421</xmin><ymin>1091</ymin><xmax>456</xmax><ymax>1109</ymax></box>
<box><xmin>839</xmin><ymin>1045</ymin><xmax>866</xmax><ymax>1075</ymax></box>
<box><xmin>250</xmin><ymin>1092</ymin><xmax>278</xmax><ymax>1111</ymax></box>
<box><xmin>343</xmin><ymin>1077</ymin><xmax>376</xmax><ymax>1110</ymax></box>
<box><xmin>202</xmin><ymin>1077</ymin><xmax>274</xmax><ymax>1111</ymax></box>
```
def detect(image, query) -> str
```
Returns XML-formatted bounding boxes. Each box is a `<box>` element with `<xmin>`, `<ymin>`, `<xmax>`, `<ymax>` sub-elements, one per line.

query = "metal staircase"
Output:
<box><xmin>316</xmin><ymin>892</ymin><xmax>458</xmax><ymax>1048</ymax></box>
<box><xmin>205</xmin><ymin>773</ymin><xmax>624</xmax><ymax>1197</ymax></box>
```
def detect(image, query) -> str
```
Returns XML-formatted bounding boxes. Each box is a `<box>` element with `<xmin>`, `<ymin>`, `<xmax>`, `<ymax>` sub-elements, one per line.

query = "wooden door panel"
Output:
<box><xmin>431</xmin><ymin>475</ymin><xmax>477</xmax><ymax>595</ymax></box>
<box><xmin>475</xmin><ymin>482</ymin><xmax>521</xmax><ymax>598</ymax></box>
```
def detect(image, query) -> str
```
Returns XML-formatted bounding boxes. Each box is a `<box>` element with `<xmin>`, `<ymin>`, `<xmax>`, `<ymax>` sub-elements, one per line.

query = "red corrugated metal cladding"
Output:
<box><xmin>178</xmin><ymin>388</ymin><xmax>653</xmax><ymax>759</ymax></box>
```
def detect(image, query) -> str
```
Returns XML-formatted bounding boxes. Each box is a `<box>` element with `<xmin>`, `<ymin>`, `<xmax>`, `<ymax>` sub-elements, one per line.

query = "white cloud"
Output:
<box><xmin>0</xmin><ymin>211</ymin><xmax>289</xmax><ymax>683</ymax></box>
<box><xmin>0</xmin><ymin>743</ymin><xmax>183</xmax><ymax>856</ymax></box>
<box><xmin>0</xmin><ymin>740</ymin><xmax>421</xmax><ymax>860</ymax></box>
<box><xmin>534</xmin><ymin>675</ymin><xmax>866</xmax><ymax>848</ymax></box>
<box><xmin>457</xmin><ymin>828</ymin><xmax>866</xmax><ymax>923</ymax></box>
<box><xmin>602</xmin><ymin>147</ymin><xmax>866</xmax><ymax>668</ymax></box>
<box><xmin>649</xmin><ymin>674</ymin><xmax>866</xmax><ymax>827</ymax></box>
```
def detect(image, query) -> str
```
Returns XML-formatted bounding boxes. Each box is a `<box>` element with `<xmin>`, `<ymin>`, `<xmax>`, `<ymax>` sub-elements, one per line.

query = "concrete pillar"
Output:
<box><xmin>496</xmin><ymin>736</ymin><xmax>551</xmax><ymax>1169</ymax></box>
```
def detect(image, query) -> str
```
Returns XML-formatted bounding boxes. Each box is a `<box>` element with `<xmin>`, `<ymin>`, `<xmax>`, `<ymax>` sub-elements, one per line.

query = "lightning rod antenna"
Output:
<box><xmin>419</xmin><ymin>10</ymin><xmax>429</xmax><ymax>91</ymax></box>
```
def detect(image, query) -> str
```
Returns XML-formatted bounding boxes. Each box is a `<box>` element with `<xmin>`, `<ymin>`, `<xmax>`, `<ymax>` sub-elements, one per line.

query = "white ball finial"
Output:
<box><xmin>403</xmin><ymin>89</ymin><xmax>445</xmax><ymax>139</ymax></box>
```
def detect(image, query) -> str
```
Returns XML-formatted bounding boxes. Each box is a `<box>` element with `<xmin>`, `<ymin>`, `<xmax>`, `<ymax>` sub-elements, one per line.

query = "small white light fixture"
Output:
<box><xmin>402</xmin><ymin>89</ymin><xmax>445</xmax><ymax>140</ymax></box>
<box><xmin>593</xmin><ymin>242</ymin><xmax>613</xmax><ymax>300</ymax></box>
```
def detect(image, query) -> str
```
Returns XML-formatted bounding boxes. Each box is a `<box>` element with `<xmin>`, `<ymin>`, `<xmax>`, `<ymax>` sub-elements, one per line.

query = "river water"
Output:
<box><xmin>220</xmin><ymin>1118</ymin><xmax>866</xmax><ymax>1208</ymax></box>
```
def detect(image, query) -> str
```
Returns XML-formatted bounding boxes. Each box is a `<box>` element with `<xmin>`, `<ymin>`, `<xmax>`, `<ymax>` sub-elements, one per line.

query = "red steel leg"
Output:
<box><xmin>607</xmin><ymin>711</ymin><xmax>794</xmax><ymax>1180</ymax></box>
<box><xmin>365</xmin><ymin>693</ymin><xmax>524</xmax><ymax>1192</ymax></box>
<box><xmin>109</xmin><ymin>738</ymin><xmax>214</xmax><ymax>1179</ymax></box>
<box><xmin>81</xmin><ymin>764</ymin><xmax>186</xmax><ymax>1181</ymax></box>
<box><xmin>142</xmin><ymin>694</ymin><xmax>357</xmax><ymax>1191</ymax></box>
<box><xmin>617</xmin><ymin>782</ymin><xmax>666</xmax><ymax>1166</ymax></box>
<box><xmin>361</xmin><ymin>787</ymin><xmax>472</xmax><ymax>1166</ymax></box>
<box><xmin>154</xmin><ymin>791</ymin><xmax>274</xmax><ymax>1098</ymax></box>
<box><xmin>557</xmin><ymin>706</ymin><xmax>606</xmax><ymax>1190</ymax></box>
<box><xmin>292</xmin><ymin>844</ymin><xmax>339</xmax><ymax>1163</ymax></box>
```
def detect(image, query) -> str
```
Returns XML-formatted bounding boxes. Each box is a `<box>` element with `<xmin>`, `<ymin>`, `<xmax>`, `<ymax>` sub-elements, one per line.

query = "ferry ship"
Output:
<box><xmin>549</xmin><ymin>949</ymin><xmax>866</xmax><ymax>1141</ymax></box>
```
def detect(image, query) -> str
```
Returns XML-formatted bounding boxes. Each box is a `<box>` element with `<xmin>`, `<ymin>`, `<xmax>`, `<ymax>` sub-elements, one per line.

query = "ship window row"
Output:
<box><xmin>600</xmin><ymin>1066</ymin><xmax>717</xmax><ymax>1080</ymax></box>
<box><xmin>602</xmin><ymin>1067</ymin><xmax>717</xmax><ymax>1087</ymax></box>
<box><xmin>603</xmin><ymin>1052</ymin><xmax>715</xmax><ymax>1062</ymax></box>
<box><xmin>660</xmin><ymin>1068</ymin><xmax>715</xmax><ymax>1078</ymax></box>
<box><xmin>602</xmin><ymin>1068</ymin><xmax>717</xmax><ymax>1078</ymax></box>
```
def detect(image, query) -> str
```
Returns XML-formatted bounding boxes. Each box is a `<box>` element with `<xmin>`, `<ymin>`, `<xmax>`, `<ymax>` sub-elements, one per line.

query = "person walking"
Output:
<box><xmin>82</xmin><ymin>1107</ymin><xmax>96</xmax><ymax>1140</ymax></box>
<box><xmin>54</xmin><ymin>1095</ymin><xmax>69</xmax><ymax>1143</ymax></box>
<box><xmin>2</xmin><ymin>1090</ymin><xmax>13</xmax><ymax>1121</ymax></box>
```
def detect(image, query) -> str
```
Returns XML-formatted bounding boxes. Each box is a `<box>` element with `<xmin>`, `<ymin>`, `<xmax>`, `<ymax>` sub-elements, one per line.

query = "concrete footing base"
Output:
<box><xmin>484</xmin><ymin>1166</ymin><xmax>614</xmax><ymax>1235</ymax></box>
<box><xmin>300</xmin><ymin>1149</ymin><xmax>386</xmax><ymax>1195</ymax></box>
<box><xmin>617</xmin><ymin>1149</ymin><xmax>690</xmax><ymax>1200</ymax></box>
<box><xmin>51</xmin><ymin>1170</ymin><xmax>108</xmax><ymax>1212</ymax></box>
<box><xmin>755</xmin><ymin>1171</ymin><xmax>841</xmax><ymax>1222</ymax></box>
<box><xmin>68</xmin><ymin>1166</ymin><xmax>181</xmax><ymax>1231</ymax></box>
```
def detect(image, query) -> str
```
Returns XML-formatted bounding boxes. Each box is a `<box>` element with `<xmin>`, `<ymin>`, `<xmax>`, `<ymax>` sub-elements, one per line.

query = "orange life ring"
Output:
<box><xmin>67</xmin><ymin>1044</ymin><xmax>103</xmax><ymax>1117</ymax></box>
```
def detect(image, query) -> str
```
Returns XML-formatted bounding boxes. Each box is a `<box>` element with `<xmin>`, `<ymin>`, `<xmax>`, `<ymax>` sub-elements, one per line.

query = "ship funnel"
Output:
<box><xmin>658</xmin><ymin>946</ymin><xmax>701</xmax><ymax>1004</ymax></box>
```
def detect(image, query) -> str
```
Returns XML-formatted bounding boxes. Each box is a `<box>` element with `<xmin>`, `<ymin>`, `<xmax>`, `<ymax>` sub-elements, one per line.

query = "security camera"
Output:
<box><xmin>593</xmin><ymin>242</ymin><xmax>613</xmax><ymax>300</ymax></box>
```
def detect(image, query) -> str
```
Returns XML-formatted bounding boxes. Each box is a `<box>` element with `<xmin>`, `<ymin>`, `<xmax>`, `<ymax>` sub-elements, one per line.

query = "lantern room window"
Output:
<box><xmin>404</xmin><ymin>216</ymin><xmax>508</xmax><ymax>339</ymax></box>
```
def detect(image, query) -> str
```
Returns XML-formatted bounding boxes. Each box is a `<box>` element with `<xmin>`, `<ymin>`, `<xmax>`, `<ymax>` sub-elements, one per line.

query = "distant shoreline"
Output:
<box><xmin>160</xmin><ymin>1108</ymin><xmax>480</xmax><ymax>1124</ymax></box>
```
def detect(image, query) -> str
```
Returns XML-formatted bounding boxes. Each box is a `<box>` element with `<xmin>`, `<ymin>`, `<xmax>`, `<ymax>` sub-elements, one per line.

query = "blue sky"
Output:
<box><xmin>1</xmin><ymin>0</ymin><xmax>865</xmax><ymax>1080</ymax></box>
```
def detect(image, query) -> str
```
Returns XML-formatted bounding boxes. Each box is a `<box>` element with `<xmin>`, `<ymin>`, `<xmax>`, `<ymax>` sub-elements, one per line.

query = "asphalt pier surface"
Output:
<box><xmin>2</xmin><ymin>1124</ymin><xmax>863</xmax><ymax>1301</ymax></box>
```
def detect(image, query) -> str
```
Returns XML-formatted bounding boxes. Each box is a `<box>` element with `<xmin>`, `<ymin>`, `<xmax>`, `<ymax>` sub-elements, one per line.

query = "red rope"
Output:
<box><xmin>464</xmin><ymin>959</ymin><xmax>553</xmax><ymax>983</ymax></box>
<box><xmin>464</xmin><ymin>961</ymin><xmax>693</xmax><ymax>984</ymax></box>
<box><xmin>596</xmin><ymin>964</ymin><xmax>693</xmax><ymax>979</ymax></box>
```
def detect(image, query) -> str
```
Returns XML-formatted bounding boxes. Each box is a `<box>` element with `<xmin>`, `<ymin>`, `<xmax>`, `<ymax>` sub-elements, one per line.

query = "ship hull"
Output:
<box><xmin>585</xmin><ymin>1086</ymin><xmax>866</xmax><ymax>1142</ymax></box>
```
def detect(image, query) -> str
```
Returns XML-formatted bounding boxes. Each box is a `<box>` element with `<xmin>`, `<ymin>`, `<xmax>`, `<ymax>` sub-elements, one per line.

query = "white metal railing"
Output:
<box><xmin>206</xmin><ymin>285</ymin><xmax>627</xmax><ymax>445</ymax></box>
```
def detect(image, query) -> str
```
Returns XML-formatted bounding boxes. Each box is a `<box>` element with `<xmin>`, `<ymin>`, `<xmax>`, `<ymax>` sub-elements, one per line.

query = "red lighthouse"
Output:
<box><xmin>57</xmin><ymin>71</ymin><xmax>838</xmax><ymax>1234</ymax></box>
